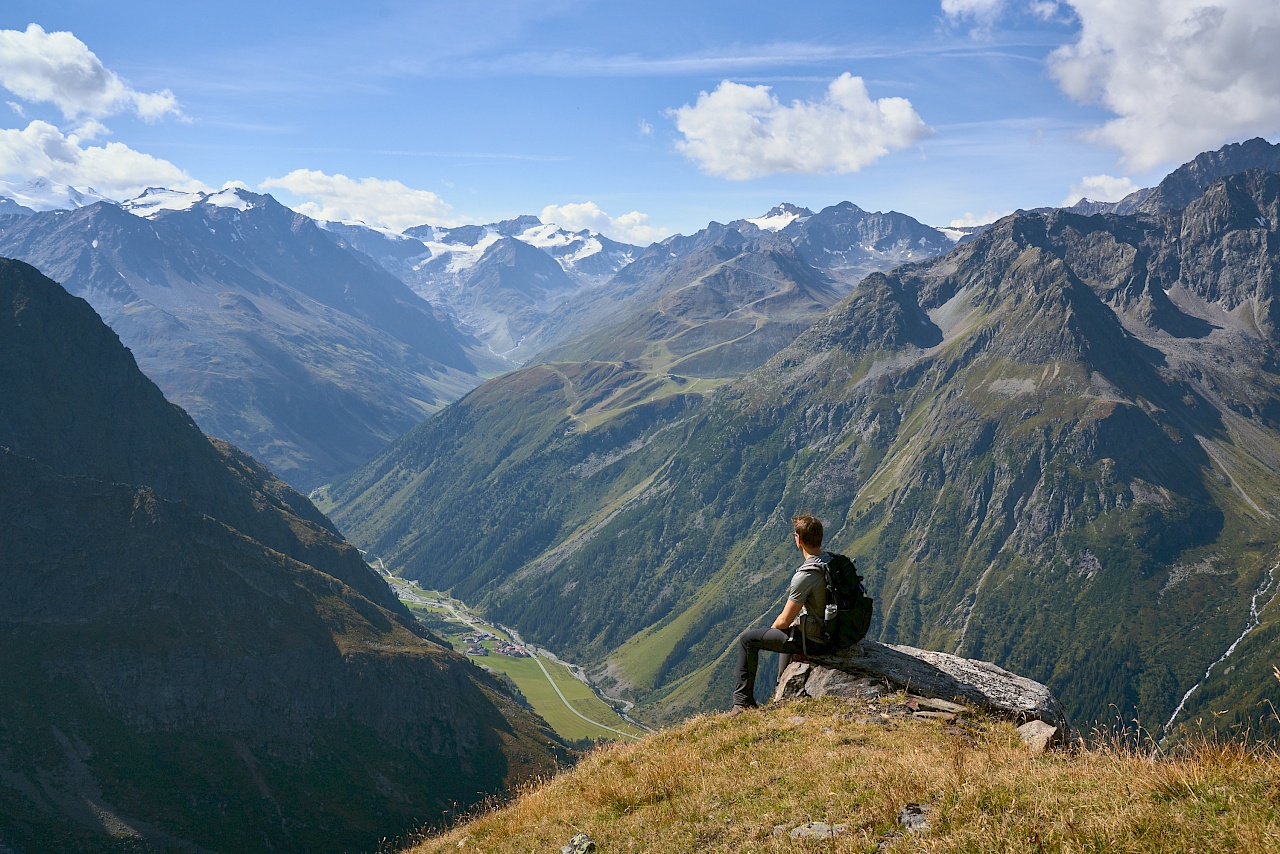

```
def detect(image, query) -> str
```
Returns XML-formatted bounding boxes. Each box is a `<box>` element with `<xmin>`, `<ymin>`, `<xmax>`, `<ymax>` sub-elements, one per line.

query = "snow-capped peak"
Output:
<box><xmin>516</xmin><ymin>221</ymin><xmax>579</xmax><ymax>249</ymax></box>
<box><xmin>121</xmin><ymin>187</ymin><xmax>258</xmax><ymax>219</ymax></box>
<box><xmin>120</xmin><ymin>187</ymin><xmax>204</xmax><ymax>217</ymax></box>
<box><xmin>206</xmin><ymin>188</ymin><xmax>253</xmax><ymax>211</ymax></box>
<box><xmin>745</xmin><ymin>203</ymin><xmax>813</xmax><ymax>232</ymax></box>
<box><xmin>317</xmin><ymin>218</ymin><xmax>419</xmax><ymax>241</ymax></box>
<box><xmin>0</xmin><ymin>177</ymin><xmax>116</xmax><ymax>212</ymax></box>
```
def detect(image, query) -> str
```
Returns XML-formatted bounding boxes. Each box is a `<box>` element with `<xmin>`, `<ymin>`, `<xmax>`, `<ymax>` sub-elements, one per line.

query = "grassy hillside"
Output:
<box><xmin>403</xmin><ymin>692</ymin><xmax>1280</xmax><ymax>853</ymax></box>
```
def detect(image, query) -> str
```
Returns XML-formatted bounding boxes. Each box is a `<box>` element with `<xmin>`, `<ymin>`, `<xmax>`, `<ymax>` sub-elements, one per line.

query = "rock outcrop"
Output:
<box><xmin>774</xmin><ymin>641</ymin><xmax>1071</xmax><ymax>748</ymax></box>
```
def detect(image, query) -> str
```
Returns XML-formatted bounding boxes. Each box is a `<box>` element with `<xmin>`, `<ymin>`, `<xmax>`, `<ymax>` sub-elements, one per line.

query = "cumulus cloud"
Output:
<box><xmin>540</xmin><ymin>201</ymin><xmax>669</xmax><ymax>245</ymax></box>
<box><xmin>670</xmin><ymin>73</ymin><xmax>932</xmax><ymax>180</ymax></box>
<box><xmin>1049</xmin><ymin>1</ymin><xmax>1280</xmax><ymax>170</ymax></box>
<box><xmin>0</xmin><ymin>24</ymin><xmax>181</xmax><ymax>121</ymax></box>
<box><xmin>0</xmin><ymin>120</ymin><xmax>204</xmax><ymax>197</ymax></box>
<box><xmin>260</xmin><ymin>170</ymin><xmax>455</xmax><ymax>232</ymax></box>
<box><xmin>1062</xmin><ymin>173</ymin><xmax>1140</xmax><ymax>205</ymax></box>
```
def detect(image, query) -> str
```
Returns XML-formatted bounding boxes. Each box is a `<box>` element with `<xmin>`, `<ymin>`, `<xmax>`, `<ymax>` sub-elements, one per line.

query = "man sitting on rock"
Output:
<box><xmin>730</xmin><ymin>514</ymin><xmax>829</xmax><ymax>714</ymax></box>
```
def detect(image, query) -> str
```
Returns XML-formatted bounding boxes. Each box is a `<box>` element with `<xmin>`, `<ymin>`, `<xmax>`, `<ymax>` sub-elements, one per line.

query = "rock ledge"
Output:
<box><xmin>774</xmin><ymin>641</ymin><xmax>1071</xmax><ymax>747</ymax></box>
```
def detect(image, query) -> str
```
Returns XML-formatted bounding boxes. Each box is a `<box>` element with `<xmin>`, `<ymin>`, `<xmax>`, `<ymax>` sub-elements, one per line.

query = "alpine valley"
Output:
<box><xmin>8</xmin><ymin>137</ymin><xmax>1280</xmax><ymax>853</ymax></box>
<box><xmin>327</xmin><ymin>139</ymin><xmax>1280</xmax><ymax>736</ymax></box>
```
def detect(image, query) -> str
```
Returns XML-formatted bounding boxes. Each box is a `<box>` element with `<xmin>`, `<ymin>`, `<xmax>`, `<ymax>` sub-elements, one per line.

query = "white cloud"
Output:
<box><xmin>0</xmin><ymin>24</ymin><xmax>181</xmax><ymax>121</ymax></box>
<box><xmin>1049</xmin><ymin>1</ymin><xmax>1280</xmax><ymax>170</ymax></box>
<box><xmin>72</xmin><ymin>118</ymin><xmax>109</xmax><ymax>141</ymax></box>
<box><xmin>0</xmin><ymin>120</ymin><xmax>204</xmax><ymax>197</ymax></box>
<box><xmin>1029</xmin><ymin>1</ymin><xmax>1063</xmax><ymax>20</ymax></box>
<box><xmin>670</xmin><ymin>73</ymin><xmax>932</xmax><ymax>180</ymax></box>
<box><xmin>1062</xmin><ymin>173</ymin><xmax>1140</xmax><ymax>205</ymax></box>
<box><xmin>260</xmin><ymin>170</ymin><xmax>456</xmax><ymax>232</ymax></box>
<box><xmin>941</xmin><ymin>0</ymin><xmax>1006</xmax><ymax>21</ymax></box>
<box><xmin>949</xmin><ymin>210</ymin><xmax>1010</xmax><ymax>227</ymax></box>
<box><xmin>540</xmin><ymin>201</ymin><xmax>670</xmax><ymax>245</ymax></box>
<box><xmin>638</xmin><ymin>118</ymin><xmax>653</xmax><ymax>136</ymax></box>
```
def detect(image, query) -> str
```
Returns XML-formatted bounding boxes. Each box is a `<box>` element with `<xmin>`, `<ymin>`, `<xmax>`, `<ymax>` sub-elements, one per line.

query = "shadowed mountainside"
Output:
<box><xmin>0</xmin><ymin>258</ymin><xmax>564</xmax><ymax>853</ymax></box>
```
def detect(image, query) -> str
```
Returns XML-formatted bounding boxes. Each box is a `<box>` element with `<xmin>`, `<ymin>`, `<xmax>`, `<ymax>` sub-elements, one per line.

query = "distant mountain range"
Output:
<box><xmin>0</xmin><ymin>258</ymin><xmax>564</xmax><ymax>852</ymax></box>
<box><xmin>322</xmin><ymin>214</ymin><xmax>642</xmax><ymax>361</ymax></box>
<box><xmin>0</xmin><ymin>178</ymin><xmax>960</xmax><ymax>490</ymax></box>
<box><xmin>327</xmin><ymin>139</ymin><xmax>1280</xmax><ymax>738</ymax></box>
<box><xmin>0</xmin><ymin>188</ymin><xmax>501</xmax><ymax>490</ymax></box>
<box><xmin>0</xmin><ymin>176</ymin><xmax>113</xmax><ymax>212</ymax></box>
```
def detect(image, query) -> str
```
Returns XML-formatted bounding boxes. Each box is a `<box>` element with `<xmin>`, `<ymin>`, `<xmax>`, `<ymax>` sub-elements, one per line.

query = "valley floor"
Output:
<box><xmin>384</xmin><ymin>572</ymin><xmax>648</xmax><ymax>742</ymax></box>
<box><xmin>401</xmin><ymin>694</ymin><xmax>1280</xmax><ymax>853</ymax></box>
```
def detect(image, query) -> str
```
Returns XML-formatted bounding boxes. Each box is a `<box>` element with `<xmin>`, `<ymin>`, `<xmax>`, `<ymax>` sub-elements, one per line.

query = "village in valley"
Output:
<box><xmin>462</xmin><ymin>630</ymin><xmax>531</xmax><ymax>659</ymax></box>
<box><xmin>368</xmin><ymin>562</ymin><xmax>648</xmax><ymax>742</ymax></box>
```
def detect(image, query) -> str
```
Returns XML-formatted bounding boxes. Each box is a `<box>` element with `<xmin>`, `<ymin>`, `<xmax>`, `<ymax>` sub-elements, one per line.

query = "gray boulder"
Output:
<box><xmin>773</xmin><ymin>641</ymin><xmax>1071</xmax><ymax>745</ymax></box>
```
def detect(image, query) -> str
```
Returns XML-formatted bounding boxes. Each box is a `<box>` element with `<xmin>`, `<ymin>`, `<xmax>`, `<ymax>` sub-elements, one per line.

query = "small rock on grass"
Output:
<box><xmin>898</xmin><ymin>803</ymin><xmax>931</xmax><ymax>833</ymax></box>
<box><xmin>912</xmin><ymin>710</ymin><xmax>957</xmax><ymax>722</ymax></box>
<box><xmin>561</xmin><ymin>831</ymin><xmax>596</xmax><ymax>853</ymax></box>
<box><xmin>905</xmin><ymin>694</ymin><xmax>966</xmax><ymax>714</ymax></box>
<box><xmin>1018</xmin><ymin>719</ymin><xmax>1059</xmax><ymax>753</ymax></box>
<box><xmin>790</xmin><ymin>822</ymin><xmax>849</xmax><ymax>840</ymax></box>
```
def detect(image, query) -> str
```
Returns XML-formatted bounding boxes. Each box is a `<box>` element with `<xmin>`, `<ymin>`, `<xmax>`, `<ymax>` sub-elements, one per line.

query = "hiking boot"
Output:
<box><xmin>726</xmin><ymin>703</ymin><xmax>757</xmax><ymax>717</ymax></box>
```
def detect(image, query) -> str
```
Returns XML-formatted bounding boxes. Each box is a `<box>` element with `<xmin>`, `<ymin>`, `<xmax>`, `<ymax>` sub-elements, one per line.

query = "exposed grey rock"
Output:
<box><xmin>1139</xmin><ymin>137</ymin><xmax>1280</xmax><ymax>212</ymax></box>
<box><xmin>1018</xmin><ymin>719</ymin><xmax>1060</xmax><ymax>753</ymax></box>
<box><xmin>913</xmin><ymin>710</ymin><xmax>957</xmax><ymax>722</ymax></box>
<box><xmin>908</xmin><ymin>694</ymin><xmax>965</xmax><ymax>713</ymax></box>
<box><xmin>789</xmin><ymin>821</ymin><xmax>849</xmax><ymax>840</ymax></box>
<box><xmin>898</xmin><ymin>803</ymin><xmax>931</xmax><ymax>833</ymax></box>
<box><xmin>561</xmin><ymin>831</ymin><xmax>596</xmax><ymax>853</ymax></box>
<box><xmin>803</xmin><ymin>666</ymin><xmax>886</xmax><ymax>701</ymax></box>
<box><xmin>775</xmin><ymin>641</ymin><xmax>1071</xmax><ymax>737</ymax></box>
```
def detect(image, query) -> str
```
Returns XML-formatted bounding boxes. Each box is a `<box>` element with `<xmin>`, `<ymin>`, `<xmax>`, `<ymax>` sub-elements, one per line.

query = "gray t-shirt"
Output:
<box><xmin>788</xmin><ymin>552</ymin><xmax>830</xmax><ymax>644</ymax></box>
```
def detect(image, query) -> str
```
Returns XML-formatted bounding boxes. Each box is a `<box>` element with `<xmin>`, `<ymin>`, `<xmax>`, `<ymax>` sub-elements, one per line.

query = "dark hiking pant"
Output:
<box><xmin>733</xmin><ymin>626</ymin><xmax>814</xmax><ymax>708</ymax></box>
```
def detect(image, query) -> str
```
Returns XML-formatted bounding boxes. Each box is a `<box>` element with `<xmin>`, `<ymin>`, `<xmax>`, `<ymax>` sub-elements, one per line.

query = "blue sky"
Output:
<box><xmin>2</xmin><ymin>1</ymin><xmax>1278</xmax><ymax>241</ymax></box>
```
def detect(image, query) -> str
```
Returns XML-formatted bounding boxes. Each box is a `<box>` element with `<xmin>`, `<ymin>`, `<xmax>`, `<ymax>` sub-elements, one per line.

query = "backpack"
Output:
<box><xmin>818</xmin><ymin>553</ymin><xmax>873</xmax><ymax>649</ymax></box>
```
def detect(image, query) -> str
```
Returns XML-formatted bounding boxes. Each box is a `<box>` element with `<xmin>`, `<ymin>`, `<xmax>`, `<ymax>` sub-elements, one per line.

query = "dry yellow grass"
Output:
<box><xmin>401</xmin><ymin>694</ymin><xmax>1280</xmax><ymax>853</ymax></box>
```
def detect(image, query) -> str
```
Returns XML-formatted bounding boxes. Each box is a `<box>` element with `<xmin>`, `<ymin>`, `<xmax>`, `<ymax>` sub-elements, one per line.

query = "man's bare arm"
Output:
<box><xmin>772</xmin><ymin>600</ymin><xmax>803</xmax><ymax>631</ymax></box>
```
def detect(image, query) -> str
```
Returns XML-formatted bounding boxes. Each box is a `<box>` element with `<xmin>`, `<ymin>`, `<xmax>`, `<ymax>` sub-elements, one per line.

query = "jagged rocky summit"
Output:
<box><xmin>775</xmin><ymin>641</ymin><xmax>1071</xmax><ymax>750</ymax></box>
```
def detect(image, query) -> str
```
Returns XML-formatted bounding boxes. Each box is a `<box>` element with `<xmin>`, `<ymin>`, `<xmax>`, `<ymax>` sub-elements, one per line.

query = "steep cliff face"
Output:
<box><xmin>0</xmin><ymin>259</ymin><xmax>563</xmax><ymax>853</ymax></box>
<box><xmin>328</xmin><ymin>162</ymin><xmax>1280</xmax><ymax>736</ymax></box>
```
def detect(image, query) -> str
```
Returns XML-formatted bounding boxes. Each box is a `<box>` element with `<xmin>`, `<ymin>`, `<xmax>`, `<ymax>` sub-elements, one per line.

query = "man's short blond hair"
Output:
<box><xmin>792</xmin><ymin>514</ymin><xmax>824</xmax><ymax>550</ymax></box>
